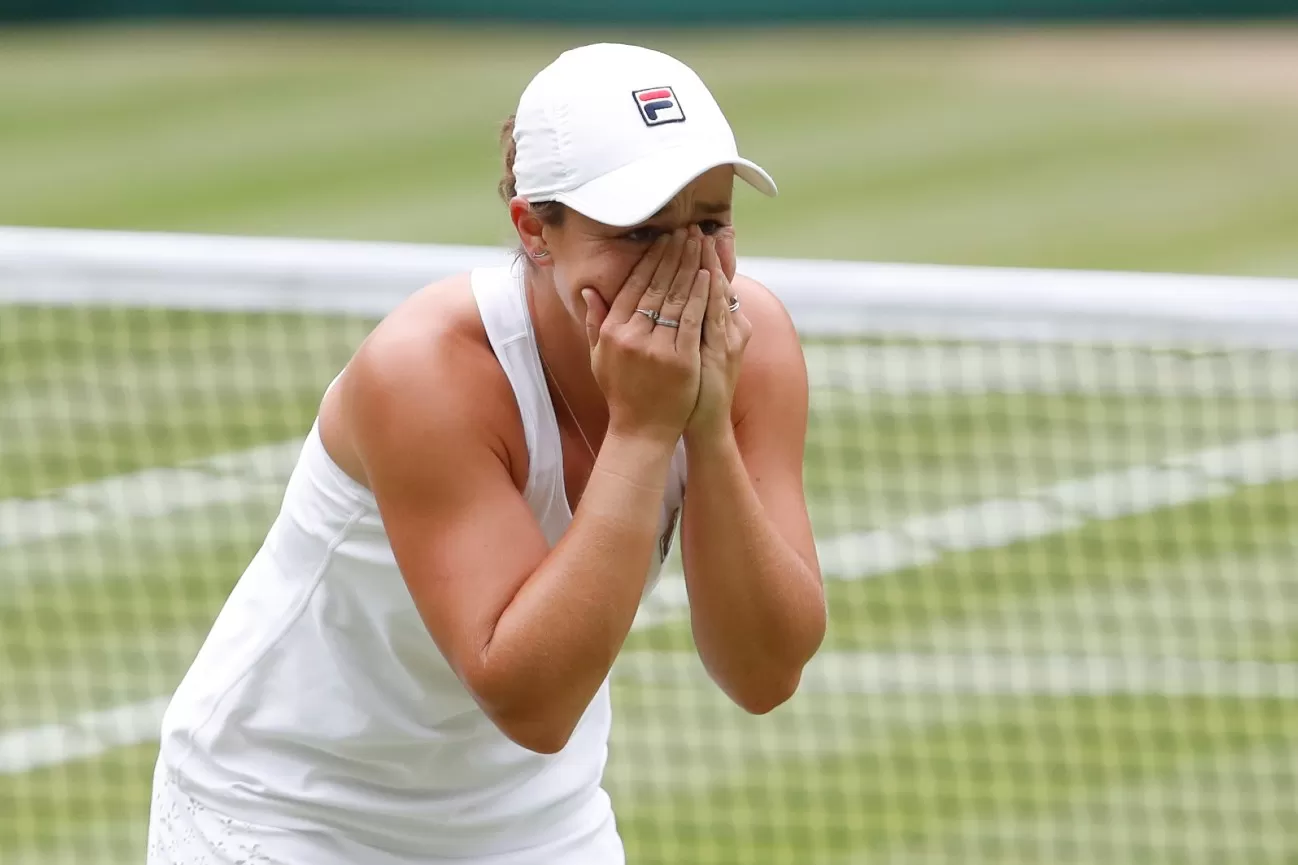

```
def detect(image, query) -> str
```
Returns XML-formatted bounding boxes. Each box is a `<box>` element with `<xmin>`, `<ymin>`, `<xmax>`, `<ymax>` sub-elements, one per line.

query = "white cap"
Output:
<box><xmin>511</xmin><ymin>42</ymin><xmax>777</xmax><ymax>227</ymax></box>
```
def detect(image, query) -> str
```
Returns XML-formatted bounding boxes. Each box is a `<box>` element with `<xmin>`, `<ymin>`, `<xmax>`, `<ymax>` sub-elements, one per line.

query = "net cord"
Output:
<box><xmin>4</xmin><ymin>225</ymin><xmax>1298</xmax><ymax>350</ymax></box>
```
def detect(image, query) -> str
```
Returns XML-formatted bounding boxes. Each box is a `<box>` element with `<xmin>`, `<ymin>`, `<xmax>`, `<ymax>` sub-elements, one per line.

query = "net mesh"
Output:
<box><xmin>2</xmin><ymin>227</ymin><xmax>1297</xmax><ymax>865</ymax></box>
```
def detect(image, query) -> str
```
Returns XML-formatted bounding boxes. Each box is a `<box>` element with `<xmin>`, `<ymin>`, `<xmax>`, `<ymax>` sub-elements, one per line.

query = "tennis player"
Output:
<box><xmin>147</xmin><ymin>42</ymin><xmax>825</xmax><ymax>865</ymax></box>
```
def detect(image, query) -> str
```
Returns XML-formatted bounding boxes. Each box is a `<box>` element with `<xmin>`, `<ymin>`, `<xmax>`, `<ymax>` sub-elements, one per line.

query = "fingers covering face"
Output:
<box><xmin>654</xmin><ymin>234</ymin><xmax>703</xmax><ymax>327</ymax></box>
<box><xmin>631</xmin><ymin>231</ymin><xmax>689</xmax><ymax>328</ymax></box>
<box><xmin>608</xmin><ymin>233</ymin><xmax>672</xmax><ymax>326</ymax></box>
<box><xmin>674</xmin><ymin>268</ymin><xmax>711</xmax><ymax>353</ymax></box>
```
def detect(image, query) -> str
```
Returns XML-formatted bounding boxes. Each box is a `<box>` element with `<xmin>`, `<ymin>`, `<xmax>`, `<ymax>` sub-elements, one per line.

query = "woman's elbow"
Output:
<box><xmin>476</xmin><ymin>694</ymin><xmax>578</xmax><ymax>754</ymax></box>
<box><xmin>497</xmin><ymin>715</ymin><xmax>575</xmax><ymax>755</ymax></box>
<box><xmin>469</xmin><ymin>674</ymin><xmax>578</xmax><ymax>755</ymax></box>
<box><xmin>734</xmin><ymin>669</ymin><xmax>804</xmax><ymax>716</ymax></box>
<box><xmin>739</xmin><ymin>606</ymin><xmax>824</xmax><ymax>715</ymax></box>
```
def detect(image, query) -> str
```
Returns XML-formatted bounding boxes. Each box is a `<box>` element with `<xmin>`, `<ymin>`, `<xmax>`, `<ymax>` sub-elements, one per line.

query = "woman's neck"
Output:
<box><xmin>525</xmin><ymin>269</ymin><xmax>610</xmax><ymax>452</ymax></box>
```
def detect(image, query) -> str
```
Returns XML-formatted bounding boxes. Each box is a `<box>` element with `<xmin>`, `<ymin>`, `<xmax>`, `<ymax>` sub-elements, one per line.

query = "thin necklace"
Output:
<box><xmin>526</xmin><ymin>276</ymin><xmax>596</xmax><ymax>461</ymax></box>
<box><xmin>539</xmin><ymin>353</ymin><xmax>597</xmax><ymax>461</ymax></box>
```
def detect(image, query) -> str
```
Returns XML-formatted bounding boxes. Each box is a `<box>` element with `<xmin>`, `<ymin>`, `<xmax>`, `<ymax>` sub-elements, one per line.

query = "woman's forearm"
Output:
<box><xmin>480</xmin><ymin>430</ymin><xmax>677</xmax><ymax>752</ymax></box>
<box><xmin>680</xmin><ymin>429</ymin><xmax>826</xmax><ymax>714</ymax></box>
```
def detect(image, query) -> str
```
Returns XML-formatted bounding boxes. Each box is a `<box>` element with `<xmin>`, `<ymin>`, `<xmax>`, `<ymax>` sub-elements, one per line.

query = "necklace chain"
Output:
<box><xmin>528</xmin><ymin>278</ymin><xmax>596</xmax><ymax>462</ymax></box>
<box><xmin>539</xmin><ymin>354</ymin><xmax>597</xmax><ymax>461</ymax></box>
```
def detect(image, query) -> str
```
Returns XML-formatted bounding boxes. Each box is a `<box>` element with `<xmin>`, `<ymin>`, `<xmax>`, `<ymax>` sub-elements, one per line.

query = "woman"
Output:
<box><xmin>147</xmin><ymin>41</ymin><xmax>825</xmax><ymax>865</ymax></box>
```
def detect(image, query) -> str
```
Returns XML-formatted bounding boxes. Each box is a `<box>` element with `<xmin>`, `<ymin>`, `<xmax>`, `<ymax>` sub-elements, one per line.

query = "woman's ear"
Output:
<box><xmin>509</xmin><ymin>197</ymin><xmax>553</xmax><ymax>266</ymax></box>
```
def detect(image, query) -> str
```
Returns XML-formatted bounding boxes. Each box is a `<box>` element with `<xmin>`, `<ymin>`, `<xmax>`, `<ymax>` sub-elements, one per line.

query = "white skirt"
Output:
<box><xmin>145</xmin><ymin>757</ymin><xmax>626</xmax><ymax>865</ymax></box>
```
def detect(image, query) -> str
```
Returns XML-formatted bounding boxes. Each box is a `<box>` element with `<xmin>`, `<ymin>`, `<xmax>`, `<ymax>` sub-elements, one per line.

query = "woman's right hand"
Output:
<box><xmin>583</xmin><ymin>227</ymin><xmax>712</xmax><ymax>446</ymax></box>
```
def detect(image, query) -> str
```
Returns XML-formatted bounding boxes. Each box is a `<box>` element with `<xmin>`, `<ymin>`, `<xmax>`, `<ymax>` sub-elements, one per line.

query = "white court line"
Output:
<box><xmin>0</xmin><ymin>696</ymin><xmax>170</xmax><ymax>776</ymax></box>
<box><xmin>4</xmin><ymin>650</ymin><xmax>1296</xmax><ymax>778</ymax></box>
<box><xmin>633</xmin><ymin>428</ymin><xmax>1298</xmax><ymax>629</ymax></box>
<box><xmin>0</xmin><ymin>439</ymin><xmax>303</xmax><ymax>549</ymax></box>
<box><xmin>617</xmin><ymin>651</ymin><xmax>1298</xmax><ymax>700</ymax></box>
<box><xmin>3</xmin><ymin>429</ymin><xmax>1298</xmax><ymax>775</ymax></box>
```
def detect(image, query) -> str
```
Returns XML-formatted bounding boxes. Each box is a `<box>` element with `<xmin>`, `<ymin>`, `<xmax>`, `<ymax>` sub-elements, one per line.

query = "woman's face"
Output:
<box><xmin>541</xmin><ymin>165</ymin><xmax>739</xmax><ymax>321</ymax></box>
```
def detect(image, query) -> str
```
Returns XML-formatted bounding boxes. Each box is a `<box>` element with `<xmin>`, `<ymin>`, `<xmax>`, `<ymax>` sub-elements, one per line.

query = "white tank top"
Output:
<box><xmin>157</xmin><ymin>263</ymin><xmax>688</xmax><ymax>862</ymax></box>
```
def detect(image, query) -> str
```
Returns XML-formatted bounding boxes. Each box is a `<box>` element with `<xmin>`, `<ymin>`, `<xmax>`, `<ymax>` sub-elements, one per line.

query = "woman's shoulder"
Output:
<box><xmin>732</xmin><ymin>272</ymin><xmax>797</xmax><ymax>339</ymax></box>
<box><xmin>329</xmin><ymin>271</ymin><xmax>526</xmax><ymax>472</ymax></box>
<box><xmin>729</xmin><ymin>271</ymin><xmax>807</xmax><ymax>422</ymax></box>
<box><xmin>356</xmin><ymin>271</ymin><xmax>495</xmax><ymax>382</ymax></box>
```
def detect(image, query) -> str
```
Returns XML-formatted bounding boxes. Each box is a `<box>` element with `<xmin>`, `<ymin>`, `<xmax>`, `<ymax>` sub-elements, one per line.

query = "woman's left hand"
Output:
<box><xmin>686</xmin><ymin>236</ymin><xmax>750</xmax><ymax>440</ymax></box>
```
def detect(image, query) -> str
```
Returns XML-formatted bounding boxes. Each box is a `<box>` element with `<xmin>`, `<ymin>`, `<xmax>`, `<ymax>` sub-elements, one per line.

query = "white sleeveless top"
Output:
<box><xmin>156</xmin><ymin>263</ymin><xmax>688</xmax><ymax>862</ymax></box>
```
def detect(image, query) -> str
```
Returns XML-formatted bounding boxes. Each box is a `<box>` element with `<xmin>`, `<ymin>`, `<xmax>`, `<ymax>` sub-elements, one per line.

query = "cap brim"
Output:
<box><xmin>545</xmin><ymin>147</ymin><xmax>778</xmax><ymax>228</ymax></box>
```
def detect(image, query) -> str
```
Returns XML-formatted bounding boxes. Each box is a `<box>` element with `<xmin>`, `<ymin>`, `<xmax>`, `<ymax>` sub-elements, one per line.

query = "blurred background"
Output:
<box><xmin>3</xmin><ymin>3</ymin><xmax>1298</xmax><ymax>274</ymax></box>
<box><xmin>3</xmin><ymin>4</ymin><xmax>1298</xmax><ymax>865</ymax></box>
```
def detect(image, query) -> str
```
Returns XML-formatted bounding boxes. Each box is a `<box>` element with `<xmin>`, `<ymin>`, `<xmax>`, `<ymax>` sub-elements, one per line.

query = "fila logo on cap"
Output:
<box><xmin>632</xmin><ymin>86</ymin><xmax>685</xmax><ymax>127</ymax></box>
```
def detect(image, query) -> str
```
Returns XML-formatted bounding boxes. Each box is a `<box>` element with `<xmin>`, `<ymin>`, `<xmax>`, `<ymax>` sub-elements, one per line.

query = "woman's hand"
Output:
<box><xmin>583</xmin><ymin>229</ymin><xmax>711</xmax><ymax>446</ymax></box>
<box><xmin>686</xmin><ymin>234</ymin><xmax>749</xmax><ymax>439</ymax></box>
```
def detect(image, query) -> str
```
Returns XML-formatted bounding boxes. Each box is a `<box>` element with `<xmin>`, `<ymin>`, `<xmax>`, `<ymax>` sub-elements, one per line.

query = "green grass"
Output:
<box><xmin>2</xmin><ymin>21</ymin><xmax>1298</xmax><ymax>865</ymax></box>
<box><xmin>3</xmin><ymin>308</ymin><xmax>1297</xmax><ymax>863</ymax></box>
<box><xmin>3</xmin><ymin>24</ymin><xmax>1298</xmax><ymax>275</ymax></box>
<box><xmin>608</xmin><ymin>690</ymin><xmax>1296</xmax><ymax>865</ymax></box>
<box><xmin>0</xmin><ymin>307</ymin><xmax>373</xmax><ymax>497</ymax></box>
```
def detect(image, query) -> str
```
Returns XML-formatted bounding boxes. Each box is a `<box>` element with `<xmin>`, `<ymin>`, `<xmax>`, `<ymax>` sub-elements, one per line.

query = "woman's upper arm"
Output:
<box><xmin>730</xmin><ymin>276</ymin><xmax>819</xmax><ymax>571</ymax></box>
<box><xmin>341</xmin><ymin>326</ymin><xmax>551</xmax><ymax>705</ymax></box>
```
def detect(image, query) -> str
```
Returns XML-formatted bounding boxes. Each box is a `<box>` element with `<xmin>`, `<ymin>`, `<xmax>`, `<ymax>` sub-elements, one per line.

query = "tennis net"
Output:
<box><xmin>2</xmin><ymin>225</ymin><xmax>1297</xmax><ymax>865</ymax></box>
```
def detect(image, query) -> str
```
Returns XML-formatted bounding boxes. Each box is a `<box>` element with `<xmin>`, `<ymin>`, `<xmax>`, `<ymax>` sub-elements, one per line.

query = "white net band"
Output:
<box><xmin>5</xmin><ymin>225</ymin><xmax>1298</xmax><ymax>348</ymax></box>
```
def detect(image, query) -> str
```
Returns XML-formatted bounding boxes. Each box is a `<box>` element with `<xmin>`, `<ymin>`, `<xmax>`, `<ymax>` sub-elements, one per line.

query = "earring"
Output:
<box><xmin>532</xmin><ymin>249</ymin><xmax>550</xmax><ymax>260</ymax></box>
